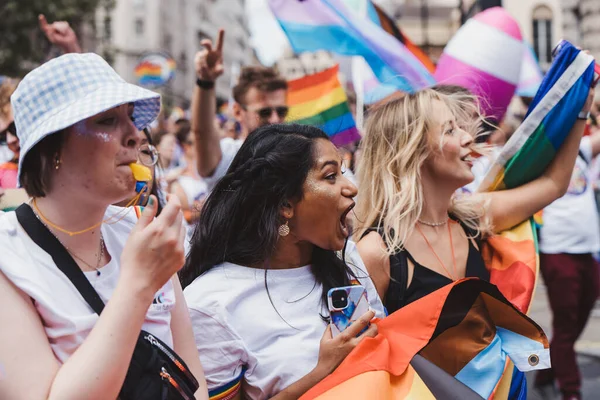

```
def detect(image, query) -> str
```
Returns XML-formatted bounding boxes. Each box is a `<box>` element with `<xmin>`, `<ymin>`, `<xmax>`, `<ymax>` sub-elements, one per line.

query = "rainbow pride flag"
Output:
<box><xmin>301</xmin><ymin>279</ymin><xmax>549</xmax><ymax>400</ymax></box>
<box><xmin>477</xmin><ymin>41</ymin><xmax>594</xmax><ymax>316</ymax></box>
<box><xmin>268</xmin><ymin>0</ymin><xmax>435</xmax><ymax>94</ymax></box>
<box><xmin>134</xmin><ymin>54</ymin><xmax>176</xmax><ymax>87</ymax></box>
<box><xmin>300</xmin><ymin>42</ymin><xmax>594</xmax><ymax>400</ymax></box>
<box><xmin>286</xmin><ymin>65</ymin><xmax>360</xmax><ymax>146</ymax></box>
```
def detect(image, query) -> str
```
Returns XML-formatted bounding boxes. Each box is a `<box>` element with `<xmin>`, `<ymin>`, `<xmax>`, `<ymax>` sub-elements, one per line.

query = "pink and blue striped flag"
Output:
<box><xmin>267</xmin><ymin>0</ymin><xmax>435</xmax><ymax>94</ymax></box>
<box><xmin>516</xmin><ymin>43</ymin><xmax>544</xmax><ymax>98</ymax></box>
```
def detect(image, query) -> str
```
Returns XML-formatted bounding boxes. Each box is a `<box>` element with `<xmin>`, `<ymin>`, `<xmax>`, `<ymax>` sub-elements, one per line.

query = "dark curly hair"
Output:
<box><xmin>180</xmin><ymin>123</ymin><xmax>356</xmax><ymax>309</ymax></box>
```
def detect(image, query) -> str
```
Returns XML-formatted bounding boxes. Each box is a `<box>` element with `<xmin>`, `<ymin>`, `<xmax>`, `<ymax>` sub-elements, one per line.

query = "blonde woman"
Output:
<box><xmin>355</xmin><ymin>87</ymin><xmax>594</xmax><ymax>313</ymax></box>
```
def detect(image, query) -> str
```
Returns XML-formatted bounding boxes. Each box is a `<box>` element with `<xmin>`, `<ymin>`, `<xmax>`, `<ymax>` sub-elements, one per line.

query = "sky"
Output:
<box><xmin>245</xmin><ymin>0</ymin><xmax>289</xmax><ymax>66</ymax></box>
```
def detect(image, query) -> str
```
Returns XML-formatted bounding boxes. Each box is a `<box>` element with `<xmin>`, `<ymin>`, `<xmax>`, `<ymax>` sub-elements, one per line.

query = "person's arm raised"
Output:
<box><xmin>192</xmin><ymin>29</ymin><xmax>225</xmax><ymax>178</ymax></box>
<box><xmin>39</xmin><ymin>14</ymin><xmax>82</xmax><ymax>54</ymax></box>
<box><xmin>0</xmin><ymin>196</ymin><xmax>187</xmax><ymax>400</ymax></box>
<box><xmin>477</xmin><ymin>86</ymin><xmax>596</xmax><ymax>233</ymax></box>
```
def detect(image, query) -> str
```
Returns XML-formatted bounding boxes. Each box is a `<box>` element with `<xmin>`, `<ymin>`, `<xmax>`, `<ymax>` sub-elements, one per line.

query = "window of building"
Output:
<box><xmin>135</xmin><ymin>18</ymin><xmax>144</xmax><ymax>36</ymax></box>
<box><xmin>197</xmin><ymin>4</ymin><xmax>208</xmax><ymax>21</ymax></box>
<box><xmin>180</xmin><ymin>52</ymin><xmax>188</xmax><ymax>72</ymax></box>
<box><xmin>237</xmin><ymin>38</ymin><xmax>245</xmax><ymax>50</ymax></box>
<box><xmin>532</xmin><ymin>5</ymin><xmax>553</xmax><ymax>67</ymax></box>
<box><xmin>103</xmin><ymin>15</ymin><xmax>112</xmax><ymax>41</ymax></box>
<box><xmin>163</xmin><ymin>34</ymin><xmax>172</xmax><ymax>52</ymax></box>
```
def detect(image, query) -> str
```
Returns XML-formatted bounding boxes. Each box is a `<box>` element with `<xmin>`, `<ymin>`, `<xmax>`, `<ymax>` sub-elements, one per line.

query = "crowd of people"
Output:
<box><xmin>0</xmin><ymin>15</ymin><xmax>599</xmax><ymax>400</ymax></box>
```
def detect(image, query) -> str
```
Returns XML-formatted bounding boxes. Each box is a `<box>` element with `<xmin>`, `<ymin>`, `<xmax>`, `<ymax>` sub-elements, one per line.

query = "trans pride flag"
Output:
<box><xmin>361</xmin><ymin>1</ymin><xmax>435</xmax><ymax>104</ymax></box>
<box><xmin>343</xmin><ymin>0</ymin><xmax>435</xmax><ymax>104</ymax></box>
<box><xmin>516</xmin><ymin>43</ymin><xmax>544</xmax><ymax>98</ymax></box>
<box><xmin>268</xmin><ymin>0</ymin><xmax>435</xmax><ymax>94</ymax></box>
<box><xmin>286</xmin><ymin>65</ymin><xmax>360</xmax><ymax>146</ymax></box>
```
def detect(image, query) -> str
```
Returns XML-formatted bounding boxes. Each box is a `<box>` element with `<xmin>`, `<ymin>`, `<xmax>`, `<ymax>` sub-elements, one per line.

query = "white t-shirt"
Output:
<box><xmin>184</xmin><ymin>241</ymin><xmax>385</xmax><ymax>400</ymax></box>
<box><xmin>539</xmin><ymin>137</ymin><xmax>600</xmax><ymax>254</ymax></box>
<box><xmin>0</xmin><ymin>144</ymin><xmax>13</xmax><ymax>164</ymax></box>
<box><xmin>204</xmin><ymin>138</ymin><xmax>243</xmax><ymax>192</ymax></box>
<box><xmin>0</xmin><ymin>205</ymin><xmax>176</xmax><ymax>363</ymax></box>
<box><xmin>177</xmin><ymin>175</ymin><xmax>208</xmax><ymax>207</ymax></box>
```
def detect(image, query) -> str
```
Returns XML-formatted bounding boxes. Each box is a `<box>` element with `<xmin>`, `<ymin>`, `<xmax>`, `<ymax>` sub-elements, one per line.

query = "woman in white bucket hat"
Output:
<box><xmin>0</xmin><ymin>53</ymin><xmax>207</xmax><ymax>399</ymax></box>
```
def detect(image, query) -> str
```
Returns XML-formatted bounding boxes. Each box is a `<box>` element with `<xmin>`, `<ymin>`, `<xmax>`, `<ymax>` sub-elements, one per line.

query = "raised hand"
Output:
<box><xmin>38</xmin><ymin>14</ymin><xmax>82</xmax><ymax>54</ymax></box>
<box><xmin>194</xmin><ymin>29</ymin><xmax>225</xmax><ymax>82</ymax></box>
<box><xmin>120</xmin><ymin>195</ymin><xmax>186</xmax><ymax>295</ymax></box>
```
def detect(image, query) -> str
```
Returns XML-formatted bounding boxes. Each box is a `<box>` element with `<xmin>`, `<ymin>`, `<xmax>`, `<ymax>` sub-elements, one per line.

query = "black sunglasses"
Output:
<box><xmin>0</xmin><ymin>121</ymin><xmax>15</xmax><ymax>145</ymax></box>
<box><xmin>254</xmin><ymin>106</ymin><xmax>289</xmax><ymax>120</ymax></box>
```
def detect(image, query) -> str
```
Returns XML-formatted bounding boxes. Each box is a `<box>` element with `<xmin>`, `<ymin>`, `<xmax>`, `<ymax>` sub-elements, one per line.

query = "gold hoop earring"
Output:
<box><xmin>278</xmin><ymin>221</ymin><xmax>290</xmax><ymax>237</ymax></box>
<box><xmin>54</xmin><ymin>155</ymin><xmax>61</xmax><ymax>170</ymax></box>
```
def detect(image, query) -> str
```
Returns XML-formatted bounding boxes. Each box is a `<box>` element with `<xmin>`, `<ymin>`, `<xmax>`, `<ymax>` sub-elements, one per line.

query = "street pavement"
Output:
<box><xmin>526</xmin><ymin>284</ymin><xmax>600</xmax><ymax>399</ymax></box>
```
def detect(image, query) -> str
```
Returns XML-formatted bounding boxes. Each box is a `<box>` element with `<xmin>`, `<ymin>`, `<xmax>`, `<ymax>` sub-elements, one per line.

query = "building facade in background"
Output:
<box><xmin>276</xmin><ymin>48</ymin><xmax>336</xmax><ymax>80</ymax></box>
<box><xmin>502</xmin><ymin>0</ymin><xmax>562</xmax><ymax>71</ymax></box>
<box><xmin>562</xmin><ymin>0</ymin><xmax>600</xmax><ymax>62</ymax></box>
<box><xmin>92</xmin><ymin>0</ymin><xmax>252</xmax><ymax>106</ymax></box>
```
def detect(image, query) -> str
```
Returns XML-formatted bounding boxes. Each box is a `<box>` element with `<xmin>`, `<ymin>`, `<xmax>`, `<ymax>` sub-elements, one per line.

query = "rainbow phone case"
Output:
<box><xmin>328</xmin><ymin>285</ymin><xmax>370</xmax><ymax>337</ymax></box>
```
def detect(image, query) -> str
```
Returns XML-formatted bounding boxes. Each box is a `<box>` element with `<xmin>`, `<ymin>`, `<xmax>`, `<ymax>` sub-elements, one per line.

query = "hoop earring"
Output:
<box><xmin>54</xmin><ymin>155</ymin><xmax>61</xmax><ymax>170</ymax></box>
<box><xmin>278</xmin><ymin>220</ymin><xmax>290</xmax><ymax>237</ymax></box>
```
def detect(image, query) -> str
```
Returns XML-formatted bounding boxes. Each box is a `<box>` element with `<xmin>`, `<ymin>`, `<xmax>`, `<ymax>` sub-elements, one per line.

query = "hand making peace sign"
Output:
<box><xmin>194</xmin><ymin>29</ymin><xmax>225</xmax><ymax>82</ymax></box>
<box><xmin>38</xmin><ymin>14</ymin><xmax>81</xmax><ymax>53</ymax></box>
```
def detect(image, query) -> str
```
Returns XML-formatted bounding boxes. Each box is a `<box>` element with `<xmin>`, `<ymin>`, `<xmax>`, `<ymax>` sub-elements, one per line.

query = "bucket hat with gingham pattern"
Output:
<box><xmin>11</xmin><ymin>52</ymin><xmax>161</xmax><ymax>186</ymax></box>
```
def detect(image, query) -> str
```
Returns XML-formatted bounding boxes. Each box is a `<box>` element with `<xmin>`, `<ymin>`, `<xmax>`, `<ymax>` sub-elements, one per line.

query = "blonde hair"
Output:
<box><xmin>0</xmin><ymin>78</ymin><xmax>18</xmax><ymax>121</ymax></box>
<box><xmin>355</xmin><ymin>88</ymin><xmax>492</xmax><ymax>254</ymax></box>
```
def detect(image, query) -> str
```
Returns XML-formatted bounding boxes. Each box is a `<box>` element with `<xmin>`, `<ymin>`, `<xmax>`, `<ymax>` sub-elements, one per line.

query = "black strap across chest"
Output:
<box><xmin>15</xmin><ymin>204</ymin><xmax>106</xmax><ymax>314</ymax></box>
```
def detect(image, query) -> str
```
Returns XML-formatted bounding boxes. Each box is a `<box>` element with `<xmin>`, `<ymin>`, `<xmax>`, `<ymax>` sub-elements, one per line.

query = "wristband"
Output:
<box><xmin>578</xmin><ymin>110</ymin><xmax>590</xmax><ymax>120</ymax></box>
<box><xmin>196</xmin><ymin>78</ymin><xmax>215</xmax><ymax>90</ymax></box>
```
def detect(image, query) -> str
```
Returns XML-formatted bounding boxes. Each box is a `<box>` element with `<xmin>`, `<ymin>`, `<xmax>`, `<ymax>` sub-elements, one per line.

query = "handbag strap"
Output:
<box><xmin>15</xmin><ymin>204</ymin><xmax>106</xmax><ymax>315</ymax></box>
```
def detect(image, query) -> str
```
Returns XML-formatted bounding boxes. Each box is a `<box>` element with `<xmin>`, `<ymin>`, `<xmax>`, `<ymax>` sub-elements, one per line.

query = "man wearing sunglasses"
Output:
<box><xmin>191</xmin><ymin>29</ymin><xmax>288</xmax><ymax>191</ymax></box>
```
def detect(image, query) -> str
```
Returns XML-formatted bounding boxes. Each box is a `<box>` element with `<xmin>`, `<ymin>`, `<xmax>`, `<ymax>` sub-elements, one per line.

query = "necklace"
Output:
<box><xmin>32</xmin><ymin>208</ymin><xmax>105</xmax><ymax>276</ymax></box>
<box><xmin>69</xmin><ymin>237</ymin><xmax>105</xmax><ymax>276</ymax></box>
<box><xmin>30</xmin><ymin>187</ymin><xmax>146</xmax><ymax>237</ymax></box>
<box><xmin>416</xmin><ymin>222</ymin><xmax>457</xmax><ymax>280</ymax></box>
<box><xmin>418</xmin><ymin>217</ymin><xmax>449</xmax><ymax>227</ymax></box>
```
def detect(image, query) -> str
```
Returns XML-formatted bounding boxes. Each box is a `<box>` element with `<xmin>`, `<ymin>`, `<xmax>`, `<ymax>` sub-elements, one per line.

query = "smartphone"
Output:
<box><xmin>328</xmin><ymin>285</ymin><xmax>370</xmax><ymax>337</ymax></box>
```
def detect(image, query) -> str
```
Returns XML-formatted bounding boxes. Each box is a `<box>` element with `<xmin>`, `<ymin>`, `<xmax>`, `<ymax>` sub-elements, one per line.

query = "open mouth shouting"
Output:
<box><xmin>339</xmin><ymin>202</ymin><xmax>355</xmax><ymax>237</ymax></box>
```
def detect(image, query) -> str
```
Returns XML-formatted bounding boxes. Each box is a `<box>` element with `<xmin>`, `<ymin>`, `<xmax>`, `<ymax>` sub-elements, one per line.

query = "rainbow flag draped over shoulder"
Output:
<box><xmin>478</xmin><ymin>41</ymin><xmax>595</xmax><ymax>315</ymax></box>
<box><xmin>301</xmin><ymin>280</ymin><xmax>549</xmax><ymax>400</ymax></box>
<box><xmin>268</xmin><ymin>0</ymin><xmax>435</xmax><ymax>94</ymax></box>
<box><xmin>299</xmin><ymin>42</ymin><xmax>593</xmax><ymax>400</ymax></box>
<box><xmin>286</xmin><ymin>65</ymin><xmax>360</xmax><ymax>146</ymax></box>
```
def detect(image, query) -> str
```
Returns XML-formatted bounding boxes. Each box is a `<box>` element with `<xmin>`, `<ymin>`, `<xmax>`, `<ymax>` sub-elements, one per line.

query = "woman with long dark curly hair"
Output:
<box><xmin>181</xmin><ymin>123</ymin><xmax>385</xmax><ymax>400</ymax></box>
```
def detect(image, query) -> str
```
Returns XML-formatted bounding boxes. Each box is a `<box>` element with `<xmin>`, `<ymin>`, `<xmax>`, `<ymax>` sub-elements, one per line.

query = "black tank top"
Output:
<box><xmin>372</xmin><ymin>222</ymin><xmax>490</xmax><ymax>314</ymax></box>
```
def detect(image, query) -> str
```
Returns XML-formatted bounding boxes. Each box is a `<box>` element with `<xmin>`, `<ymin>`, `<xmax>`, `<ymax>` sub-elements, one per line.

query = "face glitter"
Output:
<box><xmin>95</xmin><ymin>132</ymin><xmax>111</xmax><ymax>142</ymax></box>
<box><xmin>72</xmin><ymin>121</ymin><xmax>111</xmax><ymax>143</ymax></box>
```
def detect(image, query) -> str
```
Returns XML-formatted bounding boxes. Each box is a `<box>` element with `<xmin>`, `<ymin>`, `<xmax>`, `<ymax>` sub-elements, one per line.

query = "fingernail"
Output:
<box><xmin>148</xmin><ymin>197</ymin><xmax>155</xmax><ymax>207</ymax></box>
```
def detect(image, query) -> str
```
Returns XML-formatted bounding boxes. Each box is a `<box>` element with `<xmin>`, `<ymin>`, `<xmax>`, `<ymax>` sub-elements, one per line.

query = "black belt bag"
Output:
<box><xmin>16</xmin><ymin>204</ymin><xmax>199</xmax><ymax>400</ymax></box>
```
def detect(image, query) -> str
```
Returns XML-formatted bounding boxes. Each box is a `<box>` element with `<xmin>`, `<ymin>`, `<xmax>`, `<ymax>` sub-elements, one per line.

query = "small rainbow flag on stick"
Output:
<box><xmin>286</xmin><ymin>65</ymin><xmax>360</xmax><ymax>146</ymax></box>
